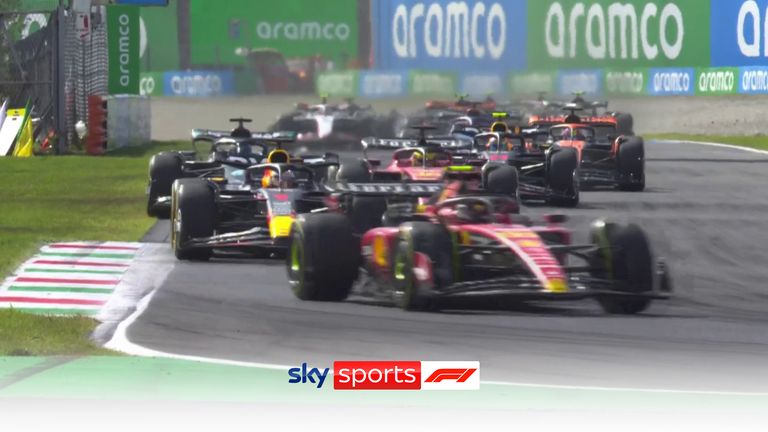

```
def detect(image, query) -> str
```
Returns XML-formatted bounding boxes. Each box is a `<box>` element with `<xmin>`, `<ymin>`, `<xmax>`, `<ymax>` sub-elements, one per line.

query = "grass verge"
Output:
<box><xmin>0</xmin><ymin>142</ymin><xmax>186</xmax><ymax>355</ymax></box>
<box><xmin>0</xmin><ymin>308</ymin><xmax>114</xmax><ymax>355</ymax></box>
<box><xmin>647</xmin><ymin>134</ymin><xmax>768</xmax><ymax>151</ymax></box>
<box><xmin>0</xmin><ymin>141</ymin><xmax>185</xmax><ymax>277</ymax></box>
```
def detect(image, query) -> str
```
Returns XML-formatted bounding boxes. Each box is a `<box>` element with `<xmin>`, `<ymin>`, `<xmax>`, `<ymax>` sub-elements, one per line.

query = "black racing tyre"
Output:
<box><xmin>336</xmin><ymin>159</ymin><xmax>372</xmax><ymax>183</ymax></box>
<box><xmin>613</xmin><ymin>112</ymin><xmax>634</xmax><ymax>136</ymax></box>
<box><xmin>485</xmin><ymin>165</ymin><xmax>519</xmax><ymax>197</ymax></box>
<box><xmin>350</xmin><ymin>196</ymin><xmax>388</xmax><ymax>234</ymax></box>
<box><xmin>392</xmin><ymin>222</ymin><xmax>454</xmax><ymax>311</ymax></box>
<box><xmin>546</xmin><ymin>148</ymin><xmax>580</xmax><ymax>207</ymax></box>
<box><xmin>147</xmin><ymin>152</ymin><xmax>183</xmax><ymax>218</ymax></box>
<box><xmin>287</xmin><ymin>213</ymin><xmax>359</xmax><ymax>302</ymax></box>
<box><xmin>617</xmin><ymin>137</ymin><xmax>645</xmax><ymax>191</ymax></box>
<box><xmin>590</xmin><ymin>222</ymin><xmax>654</xmax><ymax>314</ymax></box>
<box><xmin>171</xmin><ymin>179</ymin><xmax>216</xmax><ymax>261</ymax></box>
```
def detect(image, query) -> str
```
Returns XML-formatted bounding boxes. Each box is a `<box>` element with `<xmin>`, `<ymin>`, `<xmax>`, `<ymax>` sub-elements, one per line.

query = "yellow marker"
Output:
<box><xmin>373</xmin><ymin>236</ymin><xmax>388</xmax><ymax>267</ymax></box>
<box><xmin>459</xmin><ymin>231</ymin><xmax>471</xmax><ymax>245</ymax></box>
<box><xmin>518</xmin><ymin>240</ymin><xmax>543</xmax><ymax>248</ymax></box>
<box><xmin>546</xmin><ymin>279</ymin><xmax>568</xmax><ymax>293</ymax></box>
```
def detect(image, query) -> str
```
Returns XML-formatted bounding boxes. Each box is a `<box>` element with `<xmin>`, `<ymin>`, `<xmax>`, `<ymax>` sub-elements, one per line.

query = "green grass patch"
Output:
<box><xmin>0</xmin><ymin>141</ymin><xmax>186</xmax><ymax>277</ymax></box>
<box><xmin>0</xmin><ymin>309</ymin><xmax>115</xmax><ymax>356</ymax></box>
<box><xmin>647</xmin><ymin>134</ymin><xmax>768</xmax><ymax>151</ymax></box>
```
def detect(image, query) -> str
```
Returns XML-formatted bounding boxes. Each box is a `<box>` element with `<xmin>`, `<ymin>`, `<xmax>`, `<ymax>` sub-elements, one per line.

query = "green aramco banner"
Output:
<box><xmin>107</xmin><ymin>5</ymin><xmax>140</xmax><ymax>95</ymax></box>
<box><xmin>527</xmin><ymin>0</ymin><xmax>710</xmax><ymax>70</ymax></box>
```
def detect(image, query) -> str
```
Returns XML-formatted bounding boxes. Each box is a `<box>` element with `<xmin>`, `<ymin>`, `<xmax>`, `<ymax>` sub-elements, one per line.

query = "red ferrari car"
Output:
<box><xmin>287</xmin><ymin>188</ymin><xmax>671</xmax><ymax>315</ymax></box>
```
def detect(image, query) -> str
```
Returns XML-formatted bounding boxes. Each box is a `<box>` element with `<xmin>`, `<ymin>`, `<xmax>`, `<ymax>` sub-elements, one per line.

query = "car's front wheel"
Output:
<box><xmin>171</xmin><ymin>178</ymin><xmax>215</xmax><ymax>261</ymax></box>
<box><xmin>287</xmin><ymin>214</ymin><xmax>359</xmax><ymax>302</ymax></box>
<box><xmin>590</xmin><ymin>221</ymin><xmax>654</xmax><ymax>314</ymax></box>
<box><xmin>392</xmin><ymin>222</ymin><xmax>454</xmax><ymax>311</ymax></box>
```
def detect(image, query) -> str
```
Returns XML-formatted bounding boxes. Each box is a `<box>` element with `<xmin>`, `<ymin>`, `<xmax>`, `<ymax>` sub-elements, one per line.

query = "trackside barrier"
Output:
<box><xmin>86</xmin><ymin>95</ymin><xmax>108</xmax><ymax>156</ymax></box>
<box><xmin>105</xmin><ymin>95</ymin><xmax>151</xmax><ymax>150</ymax></box>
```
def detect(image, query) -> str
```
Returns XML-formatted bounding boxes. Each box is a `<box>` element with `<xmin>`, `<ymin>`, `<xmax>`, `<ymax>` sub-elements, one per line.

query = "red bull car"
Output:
<box><xmin>287</xmin><ymin>189</ymin><xmax>672</xmax><ymax>314</ymax></box>
<box><xmin>170</xmin><ymin>145</ymin><xmax>337</xmax><ymax>260</ymax></box>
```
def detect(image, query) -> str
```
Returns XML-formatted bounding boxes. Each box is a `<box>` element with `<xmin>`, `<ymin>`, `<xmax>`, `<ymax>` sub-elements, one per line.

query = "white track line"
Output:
<box><xmin>104</xmin><ymin>283</ymin><xmax>289</xmax><ymax>371</ymax></box>
<box><xmin>649</xmin><ymin>139</ymin><xmax>768</xmax><ymax>156</ymax></box>
<box><xmin>106</xmin><ymin>287</ymin><xmax>768</xmax><ymax>396</ymax></box>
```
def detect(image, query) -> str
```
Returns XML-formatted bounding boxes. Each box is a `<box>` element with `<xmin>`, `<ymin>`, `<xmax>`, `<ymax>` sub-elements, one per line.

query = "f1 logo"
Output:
<box><xmin>421</xmin><ymin>361</ymin><xmax>480</xmax><ymax>390</ymax></box>
<box><xmin>425</xmin><ymin>368</ymin><xmax>477</xmax><ymax>383</ymax></box>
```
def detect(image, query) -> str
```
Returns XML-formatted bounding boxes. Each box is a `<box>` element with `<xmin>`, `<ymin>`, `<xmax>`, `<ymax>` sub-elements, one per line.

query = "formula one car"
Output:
<box><xmin>335</xmin><ymin>126</ymin><xmax>518</xmax><ymax>201</ymax></box>
<box><xmin>148</xmin><ymin>119</ymin><xmax>339</xmax><ymax>219</ymax></box>
<box><xmin>171</xmin><ymin>148</ymin><xmax>338</xmax><ymax>260</ymax></box>
<box><xmin>547</xmin><ymin>108</ymin><xmax>645</xmax><ymax>191</ymax></box>
<box><xmin>269</xmin><ymin>98</ymin><xmax>400</xmax><ymax>151</ymax></box>
<box><xmin>396</xmin><ymin>96</ymin><xmax>523</xmax><ymax>138</ymax></box>
<box><xmin>472</xmin><ymin>128</ymin><xmax>580</xmax><ymax>207</ymax></box>
<box><xmin>524</xmin><ymin>94</ymin><xmax>634</xmax><ymax>135</ymax></box>
<box><xmin>287</xmin><ymin>190</ymin><xmax>672</xmax><ymax>315</ymax></box>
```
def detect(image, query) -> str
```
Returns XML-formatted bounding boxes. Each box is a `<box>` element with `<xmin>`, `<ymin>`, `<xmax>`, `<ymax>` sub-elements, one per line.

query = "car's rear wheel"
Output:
<box><xmin>288</xmin><ymin>214</ymin><xmax>359</xmax><ymax>301</ymax></box>
<box><xmin>590</xmin><ymin>221</ymin><xmax>654</xmax><ymax>314</ymax></box>
<box><xmin>613</xmin><ymin>112</ymin><xmax>634</xmax><ymax>136</ymax></box>
<box><xmin>617</xmin><ymin>137</ymin><xmax>645</xmax><ymax>191</ymax></box>
<box><xmin>350</xmin><ymin>196</ymin><xmax>388</xmax><ymax>234</ymax></box>
<box><xmin>485</xmin><ymin>165</ymin><xmax>519</xmax><ymax>197</ymax></box>
<box><xmin>546</xmin><ymin>148</ymin><xmax>580</xmax><ymax>207</ymax></box>
<box><xmin>392</xmin><ymin>222</ymin><xmax>454</xmax><ymax>311</ymax></box>
<box><xmin>336</xmin><ymin>159</ymin><xmax>371</xmax><ymax>183</ymax></box>
<box><xmin>171</xmin><ymin>179</ymin><xmax>215</xmax><ymax>261</ymax></box>
<box><xmin>147</xmin><ymin>152</ymin><xmax>183</xmax><ymax>218</ymax></box>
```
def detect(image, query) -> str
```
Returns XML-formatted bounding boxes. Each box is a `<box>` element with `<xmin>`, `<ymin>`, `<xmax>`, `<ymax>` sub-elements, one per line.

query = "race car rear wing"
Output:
<box><xmin>191</xmin><ymin>129</ymin><xmax>277</xmax><ymax>142</ymax></box>
<box><xmin>361</xmin><ymin>137</ymin><xmax>472</xmax><ymax>150</ymax></box>
<box><xmin>332</xmin><ymin>182</ymin><xmax>442</xmax><ymax>197</ymax></box>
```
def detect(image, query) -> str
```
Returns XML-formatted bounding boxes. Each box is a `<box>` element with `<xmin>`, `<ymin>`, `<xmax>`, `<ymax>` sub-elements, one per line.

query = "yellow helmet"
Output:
<box><xmin>267</xmin><ymin>149</ymin><xmax>290</xmax><ymax>164</ymax></box>
<box><xmin>490</xmin><ymin>121</ymin><xmax>508</xmax><ymax>133</ymax></box>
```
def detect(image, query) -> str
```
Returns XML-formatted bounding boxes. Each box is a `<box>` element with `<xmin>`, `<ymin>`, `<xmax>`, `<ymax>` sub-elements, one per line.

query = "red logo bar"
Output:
<box><xmin>333</xmin><ymin>361</ymin><xmax>421</xmax><ymax>390</ymax></box>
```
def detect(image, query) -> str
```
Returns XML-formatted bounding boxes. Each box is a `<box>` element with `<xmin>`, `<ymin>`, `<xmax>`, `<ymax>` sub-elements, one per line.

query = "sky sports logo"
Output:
<box><xmin>288</xmin><ymin>361</ymin><xmax>480</xmax><ymax>390</ymax></box>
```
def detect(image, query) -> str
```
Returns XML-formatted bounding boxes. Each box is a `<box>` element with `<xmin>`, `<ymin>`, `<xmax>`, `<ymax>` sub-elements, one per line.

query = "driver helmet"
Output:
<box><xmin>261</xmin><ymin>169</ymin><xmax>279</xmax><ymax>188</ymax></box>
<box><xmin>561</xmin><ymin>128</ymin><xmax>573</xmax><ymax>140</ymax></box>
<box><xmin>455</xmin><ymin>202</ymin><xmax>492</xmax><ymax>223</ymax></box>
<box><xmin>411</xmin><ymin>151</ymin><xmax>424</xmax><ymax>166</ymax></box>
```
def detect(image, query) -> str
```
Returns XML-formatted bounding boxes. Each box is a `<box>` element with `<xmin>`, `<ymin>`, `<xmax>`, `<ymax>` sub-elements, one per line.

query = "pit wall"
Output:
<box><xmin>318</xmin><ymin>0</ymin><xmax>768</xmax><ymax>98</ymax></box>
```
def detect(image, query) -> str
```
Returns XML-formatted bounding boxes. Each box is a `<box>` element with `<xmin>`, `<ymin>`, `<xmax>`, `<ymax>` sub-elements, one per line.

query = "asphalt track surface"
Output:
<box><xmin>132</xmin><ymin>141</ymin><xmax>768</xmax><ymax>392</ymax></box>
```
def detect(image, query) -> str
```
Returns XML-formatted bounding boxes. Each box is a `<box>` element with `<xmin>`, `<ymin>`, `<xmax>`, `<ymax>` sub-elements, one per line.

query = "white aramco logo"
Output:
<box><xmin>544</xmin><ymin>1</ymin><xmax>685</xmax><ymax>61</ymax></box>
<box><xmin>391</xmin><ymin>1</ymin><xmax>507</xmax><ymax>60</ymax></box>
